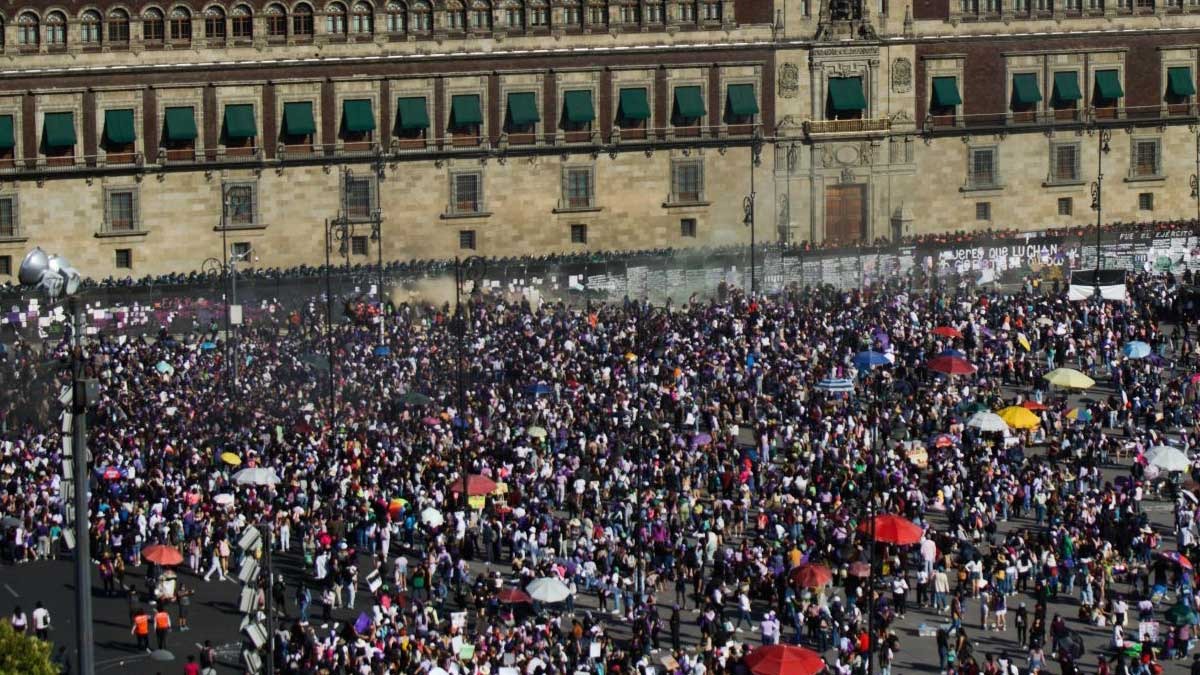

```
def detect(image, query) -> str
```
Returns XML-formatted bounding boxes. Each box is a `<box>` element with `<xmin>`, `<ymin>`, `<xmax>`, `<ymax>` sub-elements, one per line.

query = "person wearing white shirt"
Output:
<box><xmin>31</xmin><ymin>602</ymin><xmax>50</xmax><ymax>640</ymax></box>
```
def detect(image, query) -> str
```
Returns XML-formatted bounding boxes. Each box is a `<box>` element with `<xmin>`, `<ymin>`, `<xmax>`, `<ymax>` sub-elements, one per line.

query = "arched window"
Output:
<box><xmin>265</xmin><ymin>3</ymin><xmax>287</xmax><ymax>36</ymax></box>
<box><xmin>445</xmin><ymin>0</ymin><xmax>466</xmax><ymax>28</ymax></box>
<box><xmin>409</xmin><ymin>0</ymin><xmax>430</xmax><ymax>28</ymax></box>
<box><xmin>528</xmin><ymin>0</ymin><xmax>548</xmax><ymax>25</ymax></box>
<box><xmin>644</xmin><ymin>0</ymin><xmax>663</xmax><ymax>22</ymax></box>
<box><xmin>469</xmin><ymin>0</ymin><xmax>490</xmax><ymax>27</ymax></box>
<box><xmin>204</xmin><ymin>5</ymin><xmax>226</xmax><ymax>39</ymax></box>
<box><xmin>18</xmin><ymin>12</ymin><xmax>38</xmax><ymax>46</ymax></box>
<box><xmin>143</xmin><ymin>8</ymin><xmax>165</xmax><ymax>41</ymax></box>
<box><xmin>45</xmin><ymin>11</ymin><xmax>66</xmax><ymax>45</ymax></box>
<box><xmin>231</xmin><ymin>4</ymin><xmax>252</xmax><ymax>37</ymax></box>
<box><xmin>81</xmin><ymin>9</ymin><xmax>102</xmax><ymax>43</ymax></box>
<box><xmin>679</xmin><ymin>0</ymin><xmax>696</xmax><ymax>20</ymax></box>
<box><xmin>169</xmin><ymin>7</ymin><xmax>192</xmax><ymax>40</ymax></box>
<box><xmin>108</xmin><ymin>8</ymin><xmax>130</xmax><ymax>43</ymax></box>
<box><xmin>385</xmin><ymin>2</ymin><xmax>405</xmax><ymax>32</ymax></box>
<box><xmin>700</xmin><ymin>0</ymin><xmax>720</xmax><ymax>20</ymax></box>
<box><xmin>617</xmin><ymin>0</ymin><xmax>638</xmax><ymax>23</ymax></box>
<box><xmin>351</xmin><ymin>1</ymin><xmax>373</xmax><ymax>33</ymax></box>
<box><xmin>587</xmin><ymin>0</ymin><xmax>606</xmax><ymax>25</ymax></box>
<box><xmin>325</xmin><ymin>2</ymin><xmax>346</xmax><ymax>33</ymax></box>
<box><xmin>292</xmin><ymin>3</ymin><xmax>314</xmax><ymax>35</ymax></box>
<box><xmin>560</xmin><ymin>0</ymin><xmax>580</xmax><ymax>25</ymax></box>
<box><xmin>502</xmin><ymin>0</ymin><xmax>522</xmax><ymax>27</ymax></box>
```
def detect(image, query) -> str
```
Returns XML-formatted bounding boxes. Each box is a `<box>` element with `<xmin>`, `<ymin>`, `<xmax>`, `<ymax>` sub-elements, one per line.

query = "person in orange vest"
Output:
<box><xmin>153</xmin><ymin>603</ymin><xmax>171</xmax><ymax>650</ymax></box>
<box><xmin>130</xmin><ymin>607</ymin><xmax>150</xmax><ymax>652</ymax></box>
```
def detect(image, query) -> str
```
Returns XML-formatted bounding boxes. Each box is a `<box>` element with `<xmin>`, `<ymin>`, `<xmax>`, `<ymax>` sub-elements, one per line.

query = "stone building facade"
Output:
<box><xmin>0</xmin><ymin>0</ymin><xmax>1195</xmax><ymax>277</ymax></box>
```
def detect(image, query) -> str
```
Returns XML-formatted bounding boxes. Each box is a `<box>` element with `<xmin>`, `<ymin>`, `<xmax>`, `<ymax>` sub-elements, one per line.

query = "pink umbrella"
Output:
<box><xmin>422</xmin><ymin>416</ymin><xmax>440</xmax><ymax>426</ymax></box>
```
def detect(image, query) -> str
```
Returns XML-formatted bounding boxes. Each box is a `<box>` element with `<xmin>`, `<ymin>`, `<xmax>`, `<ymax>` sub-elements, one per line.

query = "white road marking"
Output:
<box><xmin>3</xmin><ymin>584</ymin><xmax>19</xmax><ymax>598</ymax></box>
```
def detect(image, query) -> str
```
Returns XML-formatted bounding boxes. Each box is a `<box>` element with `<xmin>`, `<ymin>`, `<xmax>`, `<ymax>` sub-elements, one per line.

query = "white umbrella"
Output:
<box><xmin>1146</xmin><ymin>445</ymin><xmax>1190</xmax><ymax>472</ymax></box>
<box><xmin>525</xmin><ymin>577</ymin><xmax>572</xmax><ymax>603</ymax></box>
<box><xmin>232</xmin><ymin>467</ymin><xmax>280</xmax><ymax>486</ymax></box>
<box><xmin>965</xmin><ymin>411</ymin><xmax>1008</xmax><ymax>433</ymax></box>
<box><xmin>212</xmin><ymin>493</ymin><xmax>235</xmax><ymax>507</ymax></box>
<box><xmin>420</xmin><ymin>507</ymin><xmax>444</xmax><ymax>527</ymax></box>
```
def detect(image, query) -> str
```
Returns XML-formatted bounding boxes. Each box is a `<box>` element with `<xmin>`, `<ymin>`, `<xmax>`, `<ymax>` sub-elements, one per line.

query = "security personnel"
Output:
<box><xmin>153</xmin><ymin>605</ymin><xmax>172</xmax><ymax>650</ymax></box>
<box><xmin>131</xmin><ymin>608</ymin><xmax>151</xmax><ymax>652</ymax></box>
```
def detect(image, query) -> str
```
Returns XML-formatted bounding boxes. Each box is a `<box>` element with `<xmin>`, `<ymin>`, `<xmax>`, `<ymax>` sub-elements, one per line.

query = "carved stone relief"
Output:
<box><xmin>891</xmin><ymin>57</ymin><xmax>912</xmax><ymax>94</ymax></box>
<box><xmin>778</xmin><ymin>63</ymin><xmax>799</xmax><ymax>99</ymax></box>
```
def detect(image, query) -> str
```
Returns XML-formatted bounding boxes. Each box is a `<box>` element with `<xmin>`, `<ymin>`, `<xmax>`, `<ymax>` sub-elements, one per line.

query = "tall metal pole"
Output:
<box><xmin>375</xmin><ymin>211</ymin><xmax>385</xmax><ymax>349</ymax></box>
<box><xmin>1089</xmin><ymin>124</ymin><xmax>1111</xmax><ymax>296</ymax></box>
<box><xmin>220</xmin><ymin>196</ymin><xmax>233</xmax><ymax>387</ymax></box>
<box><xmin>230</xmin><ymin>255</ymin><xmax>238</xmax><ymax>386</ymax></box>
<box><xmin>70</xmin><ymin>296</ymin><xmax>95</xmax><ymax>675</ymax></box>
<box><xmin>324</xmin><ymin>219</ymin><xmax>336</xmax><ymax>425</ymax></box>
<box><xmin>454</xmin><ymin>257</ymin><xmax>468</xmax><ymax>512</ymax></box>
<box><xmin>1190</xmin><ymin>132</ymin><xmax>1200</xmax><ymax>225</ymax></box>
<box><xmin>744</xmin><ymin>132</ymin><xmax>762</xmax><ymax>295</ymax></box>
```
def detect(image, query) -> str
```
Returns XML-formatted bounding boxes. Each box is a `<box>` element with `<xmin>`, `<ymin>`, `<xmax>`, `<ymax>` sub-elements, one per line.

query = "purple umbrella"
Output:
<box><xmin>1146</xmin><ymin>353</ymin><xmax>1168</xmax><ymax>367</ymax></box>
<box><xmin>691</xmin><ymin>433</ymin><xmax>713</xmax><ymax>448</ymax></box>
<box><xmin>873</xmin><ymin>329</ymin><xmax>890</xmax><ymax>348</ymax></box>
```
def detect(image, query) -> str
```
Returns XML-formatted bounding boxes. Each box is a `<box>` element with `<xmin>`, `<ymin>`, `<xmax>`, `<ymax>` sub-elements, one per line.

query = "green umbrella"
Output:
<box><xmin>1166</xmin><ymin>601</ymin><xmax>1197</xmax><ymax>625</ymax></box>
<box><xmin>399</xmin><ymin>392</ymin><xmax>434</xmax><ymax>406</ymax></box>
<box><xmin>959</xmin><ymin>401</ymin><xmax>989</xmax><ymax>414</ymax></box>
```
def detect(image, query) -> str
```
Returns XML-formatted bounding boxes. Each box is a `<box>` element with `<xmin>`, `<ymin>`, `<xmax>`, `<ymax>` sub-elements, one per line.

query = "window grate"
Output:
<box><xmin>109</xmin><ymin>191</ymin><xmax>135</xmax><ymax>231</ymax></box>
<box><xmin>673</xmin><ymin>162</ymin><xmax>703</xmax><ymax>203</ymax></box>
<box><xmin>0</xmin><ymin>198</ymin><xmax>17</xmax><ymax>238</ymax></box>
<box><xmin>969</xmin><ymin>149</ymin><xmax>996</xmax><ymax>188</ymax></box>
<box><xmin>975</xmin><ymin>201</ymin><xmax>991</xmax><ymax>221</ymax></box>
<box><xmin>459</xmin><ymin>229</ymin><xmax>477</xmax><ymax>250</ymax></box>
<box><xmin>115</xmin><ymin>248</ymin><xmax>133</xmax><ymax>269</ymax></box>
<box><xmin>1134</xmin><ymin>141</ymin><xmax>1159</xmax><ymax>177</ymax></box>
<box><xmin>564</xmin><ymin>168</ymin><xmax>593</xmax><ymax>208</ymax></box>
<box><xmin>680</xmin><ymin>218</ymin><xmax>697</xmax><ymax>238</ymax></box>
<box><xmin>570</xmin><ymin>223</ymin><xmax>588</xmax><ymax>244</ymax></box>
<box><xmin>452</xmin><ymin>173</ymin><xmax>482</xmax><ymax>214</ymax></box>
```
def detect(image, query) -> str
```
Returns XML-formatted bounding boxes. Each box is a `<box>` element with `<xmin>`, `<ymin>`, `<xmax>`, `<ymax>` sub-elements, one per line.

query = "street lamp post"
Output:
<box><xmin>18</xmin><ymin>248</ymin><xmax>92</xmax><ymax>675</ymax></box>
<box><xmin>453</xmin><ymin>256</ymin><xmax>485</xmax><ymax>512</ymax></box>
<box><xmin>744</xmin><ymin>129</ymin><xmax>764</xmax><ymax>294</ymax></box>
<box><xmin>1190</xmin><ymin>131</ymin><xmax>1200</xmax><ymax>225</ymax></box>
<box><xmin>1089</xmin><ymin>123</ymin><xmax>1112</xmax><ymax>296</ymax></box>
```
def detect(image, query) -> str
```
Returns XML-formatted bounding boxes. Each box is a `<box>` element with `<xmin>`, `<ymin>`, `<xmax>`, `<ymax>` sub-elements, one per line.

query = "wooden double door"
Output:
<box><xmin>824</xmin><ymin>184</ymin><xmax>866</xmax><ymax>247</ymax></box>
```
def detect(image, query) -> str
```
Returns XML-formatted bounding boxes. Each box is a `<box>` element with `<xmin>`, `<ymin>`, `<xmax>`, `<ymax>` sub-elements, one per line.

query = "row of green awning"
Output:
<box><xmin>828</xmin><ymin>77</ymin><xmax>867</xmax><ymax>112</ymax></box>
<box><xmin>1168</xmin><ymin>66</ymin><xmax>1196</xmax><ymax>97</ymax></box>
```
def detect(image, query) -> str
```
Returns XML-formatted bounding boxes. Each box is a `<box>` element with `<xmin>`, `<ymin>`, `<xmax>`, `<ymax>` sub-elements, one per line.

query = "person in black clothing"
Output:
<box><xmin>1014</xmin><ymin>603</ymin><xmax>1028</xmax><ymax>647</ymax></box>
<box><xmin>670</xmin><ymin>605</ymin><xmax>681</xmax><ymax>652</ymax></box>
<box><xmin>1190</xmin><ymin>654</ymin><xmax>1200</xmax><ymax>675</ymax></box>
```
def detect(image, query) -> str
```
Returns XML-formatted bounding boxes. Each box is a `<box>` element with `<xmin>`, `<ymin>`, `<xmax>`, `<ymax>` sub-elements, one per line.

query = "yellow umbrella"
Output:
<box><xmin>1017</xmin><ymin>334</ymin><xmax>1031</xmax><ymax>352</ymax></box>
<box><xmin>220</xmin><ymin>452</ymin><xmax>242</xmax><ymax>467</ymax></box>
<box><xmin>997</xmin><ymin>405</ymin><xmax>1040</xmax><ymax>430</ymax></box>
<box><xmin>527</xmin><ymin>426</ymin><xmax>547</xmax><ymax>439</ymax></box>
<box><xmin>1043</xmin><ymin>368</ymin><xmax>1095</xmax><ymax>389</ymax></box>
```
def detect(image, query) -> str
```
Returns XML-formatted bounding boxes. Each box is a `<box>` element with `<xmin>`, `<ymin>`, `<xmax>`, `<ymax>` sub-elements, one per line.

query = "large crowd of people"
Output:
<box><xmin>0</xmin><ymin>245</ymin><xmax>1199</xmax><ymax>674</ymax></box>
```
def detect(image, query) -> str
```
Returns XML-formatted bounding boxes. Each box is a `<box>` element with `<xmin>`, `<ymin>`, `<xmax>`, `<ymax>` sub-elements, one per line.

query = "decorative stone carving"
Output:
<box><xmin>834</xmin><ymin>144</ymin><xmax>859</xmax><ymax>166</ymax></box>
<box><xmin>889</xmin><ymin>110</ymin><xmax>913</xmax><ymax>123</ymax></box>
<box><xmin>840</xmin><ymin>167</ymin><xmax>857</xmax><ymax>184</ymax></box>
<box><xmin>859</xmin><ymin>141</ymin><xmax>876</xmax><ymax>166</ymax></box>
<box><xmin>778</xmin><ymin>63</ymin><xmax>799</xmax><ymax>99</ymax></box>
<box><xmin>891</xmin><ymin>57</ymin><xmax>912</xmax><ymax>94</ymax></box>
<box><xmin>821</xmin><ymin>147</ymin><xmax>836</xmax><ymax>168</ymax></box>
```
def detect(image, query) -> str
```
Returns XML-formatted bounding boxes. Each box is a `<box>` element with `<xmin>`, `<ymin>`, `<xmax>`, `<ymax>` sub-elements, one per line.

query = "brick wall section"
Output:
<box><xmin>543</xmin><ymin>72</ymin><xmax>556</xmax><ymax>145</ymax></box>
<box><xmin>433</xmin><ymin>76</ymin><xmax>445</xmax><ymax>148</ymax></box>
<box><xmin>762</xmin><ymin>48</ymin><xmax>775</xmax><ymax>131</ymax></box>
<box><xmin>203</xmin><ymin>84</ymin><xmax>217</xmax><ymax>160</ymax></box>
<box><xmin>916</xmin><ymin>33</ymin><xmax>1198</xmax><ymax>122</ymax></box>
<box><xmin>733</xmin><ymin>0</ymin><xmax>774</xmax><ymax>24</ymax></box>
<box><xmin>82</xmin><ymin>89</ymin><xmax>97</xmax><ymax>161</ymax></box>
<box><xmin>913</xmin><ymin>0</ymin><xmax>948</xmax><ymax>19</ymax></box>
<box><xmin>262</xmin><ymin>82</ymin><xmax>277</xmax><ymax>158</ymax></box>
<box><xmin>143</xmin><ymin>88</ymin><xmax>158</xmax><ymax>160</ymax></box>
<box><xmin>378</xmin><ymin>79</ymin><xmax>391</xmax><ymax>146</ymax></box>
<box><xmin>22</xmin><ymin>93</ymin><xmax>35</xmax><ymax>168</ymax></box>
<box><xmin>488</xmin><ymin>72</ymin><xmax>500</xmax><ymax>145</ymax></box>
<box><xmin>600</xmin><ymin>69</ymin><xmax>613</xmax><ymax>141</ymax></box>
<box><xmin>655</xmin><ymin>66</ymin><xmax>668</xmax><ymax>138</ymax></box>
<box><xmin>708</xmin><ymin>65</ymin><xmax>721</xmax><ymax>128</ymax></box>
<box><xmin>321</xmin><ymin>79</ymin><xmax>335</xmax><ymax>152</ymax></box>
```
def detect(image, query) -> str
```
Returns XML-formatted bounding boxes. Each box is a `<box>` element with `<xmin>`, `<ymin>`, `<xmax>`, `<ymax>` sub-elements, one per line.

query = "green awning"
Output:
<box><xmin>343</xmin><ymin>99</ymin><xmax>376</xmax><ymax>133</ymax></box>
<box><xmin>726</xmin><ymin>83</ymin><xmax>759</xmax><ymax>116</ymax></box>
<box><xmin>1011</xmin><ymin>73</ymin><xmax>1042</xmax><ymax>106</ymax></box>
<box><xmin>563</xmin><ymin>90</ymin><xmax>595</xmax><ymax>124</ymax></box>
<box><xmin>931</xmin><ymin>77</ymin><xmax>962</xmax><ymax>108</ymax></box>
<box><xmin>1095</xmin><ymin>70</ymin><xmax>1124</xmax><ymax>101</ymax></box>
<box><xmin>673</xmin><ymin>86</ymin><xmax>706</xmax><ymax>118</ymax></box>
<box><xmin>1168</xmin><ymin>66</ymin><xmax>1196</xmax><ymax>97</ymax></box>
<box><xmin>164</xmin><ymin>106</ymin><xmax>197</xmax><ymax>141</ymax></box>
<box><xmin>224</xmin><ymin>104</ymin><xmax>256</xmax><ymax>139</ymax></box>
<box><xmin>283</xmin><ymin>102</ymin><xmax>316</xmax><ymax>136</ymax></box>
<box><xmin>1052</xmin><ymin>72</ymin><xmax>1082</xmax><ymax>104</ymax></box>
<box><xmin>618</xmin><ymin>88</ymin><xmax>650</xmax><ymax>121</ymax></box>
<box><xmin>827</xmin><ymin>78</ymin><xmax>866</xmax><ymax>112</ymax></box>
<box><xmin>0</xmin><ymin>116</ymin><xmax>12</xmax><ymax>150</ymax></box>
<box><xmin>396</xmin><ymin>97</ymin><xmax>429</xmax><ymax>130</ymax></box>
<box><xmin>506</xmin><ymin>92</ymin><xmax>540</xmax><ymax>125</ymax></box>
<box><xmin>43</xmin><ymin>112</ymin><xmax>75</xmax><ymax>148</ymax></box>
<box><xmin>450</xmin><ymin>95</ymin><xmax>483</xmax><ymax>126</ymax></box>
<box><xmin>104</xmin><ymin>109</ymin><xmax>136</xmax><ymax>145</ymax></box>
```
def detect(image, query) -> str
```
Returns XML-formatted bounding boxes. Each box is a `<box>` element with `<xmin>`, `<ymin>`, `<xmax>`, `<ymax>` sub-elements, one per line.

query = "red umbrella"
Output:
<box><xmin>141</xmin><ymin>544</ymin><xmax>184</xmax><ymax>566</ymax></box>
<box><xmin>848</xmin><ymin>561</ymin><xmax>871</xmax><ymax>578</ymax></box>
<box><xmin>1021</xmin><ymin>400</ymin><xmax>1049</xmax><ymax>411</ymax></box>
<box><xmin>870</xmin><ymin>514</ymin><xmax>924</xmax><ymax>545</ymax></box>
<box><xmin>927</xmin><ymin>355</ymin><xmax>977</xmax><ymax>376</ymax></box>
<box><xmin>102</xmin><ymin>467</ymin><xmax>121</xmax><ymax>480</ymax></box>
<box><xmin>789</xmin><ymin>563</ymin><xmax>833</xmax><ymax>588</ymax></box>
<box><xmin>743</xmin><ymin>644</ymin><xmax>825</xmax><ymax>675</ymax></box>
<box><xmin>1161</xmin><ymin>552</ymin><xmax>1193</xmax><ymax>570</ymax></box>
<box><xmin>931</xmin><ymin>326</ymin><xmax>962</xmax><ymax>339</ymax></box>
<box><xmin>932</xmin><ymin>434</ymin><xmax>955</xmax><ymax>449</ymax></box>
<box><xmin>451</xmin><ymin>474</ymin><xmax>498</xmax><ymax>496</ymax></box>
<box><xmin>497</xmin><ymin>588</ymin><xmax>533</xmax><ymax>604</ymax></box>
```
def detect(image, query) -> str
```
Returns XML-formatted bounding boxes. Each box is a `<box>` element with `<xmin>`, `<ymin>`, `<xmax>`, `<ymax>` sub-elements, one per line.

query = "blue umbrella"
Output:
<box><xmin>852</xmin><ymin>351</ymin><xmax>890</xmax><ymax>370</ymax></box>
<box><xmin>816</xmin><ymin>378</ymin><xmax>855</xmax><ymax>393</ymax></box>
<box><xmin>939</xmin><ymin>348</ymin><xmax>966</xmax><ymax>359</ymax></box>
<box><xmin>200</xmin><ymin>341</ymin><xmax>217</xmax><ymax>351</ymax></box>
<box><xmin>526</xmin><ymin>383</ymin><xmax>553</xmax><ymax>396</ymax></box>
<box><xmin>155</xmin><ymin>361</ymin><xmax>174</xmax><ymax>375</ymax></box>
<box><xmin>1123</xmin><ymin>341</ymin><xmax>1151</xmax><ymax>359</ymax></box>
<box><xmin>373</xmin><ymin>345</ymin><xmax>391</xmax><ymax>356</ymax></box>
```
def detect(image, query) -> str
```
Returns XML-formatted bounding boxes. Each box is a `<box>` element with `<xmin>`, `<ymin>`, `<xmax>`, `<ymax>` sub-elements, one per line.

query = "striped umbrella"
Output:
<box><xmin>815</xmin><ymin>378</ymin><xmax>855</xmax><ymax>393</ymax></box>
